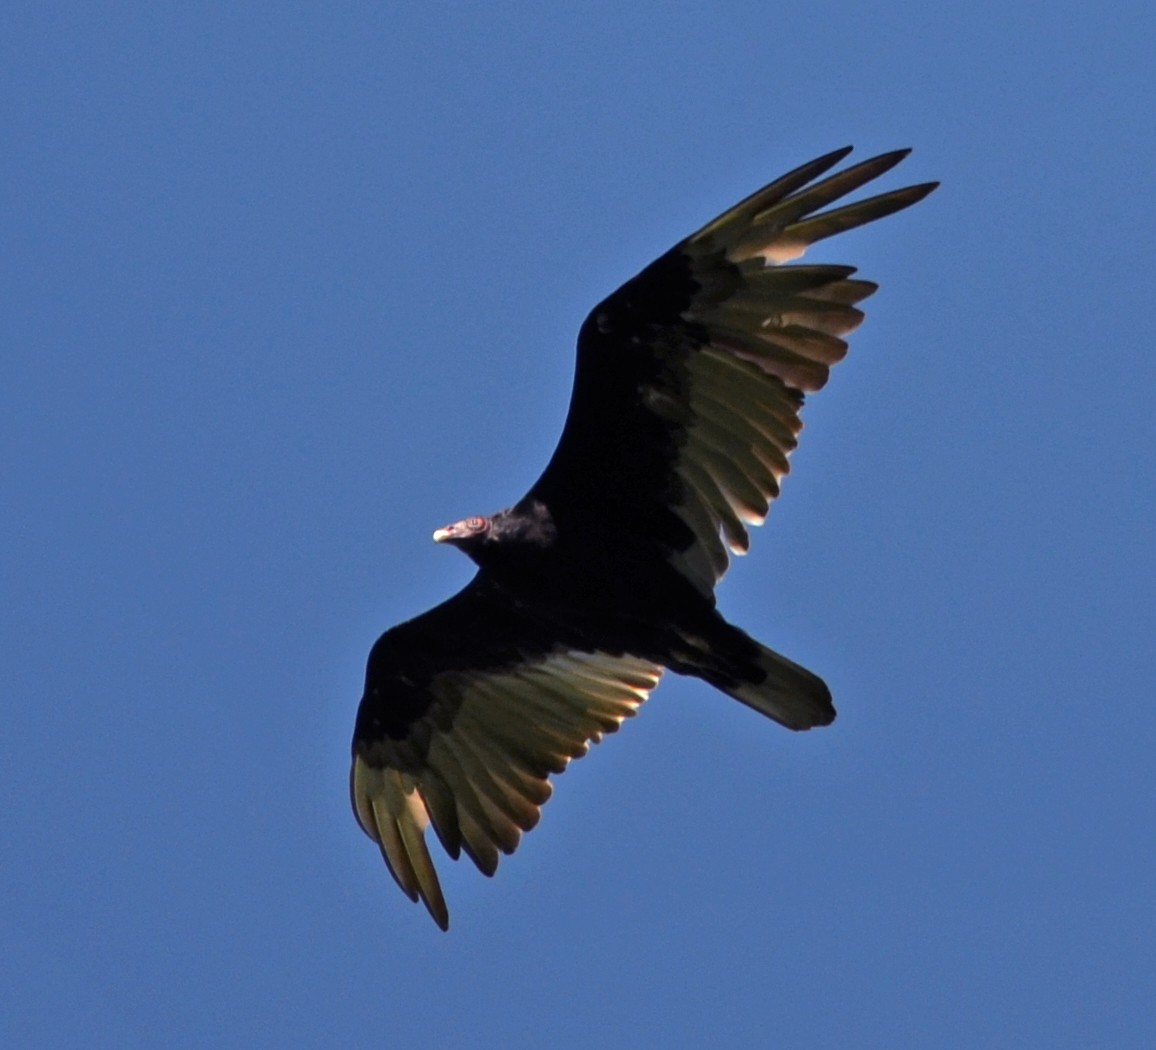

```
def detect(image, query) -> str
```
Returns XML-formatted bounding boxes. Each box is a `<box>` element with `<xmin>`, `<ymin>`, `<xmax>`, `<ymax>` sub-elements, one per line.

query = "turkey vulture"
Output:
<box><xmin>351</xmin><ymin>147</ymin><xmax>936</xmax><ymax>929</ymax></box>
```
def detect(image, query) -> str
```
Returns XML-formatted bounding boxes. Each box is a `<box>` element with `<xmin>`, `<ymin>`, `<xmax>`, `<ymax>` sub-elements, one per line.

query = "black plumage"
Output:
<box><xmin>350</xmin><ymin>147</ymin><xmax>937</xmax><ymax>929</ymax></box>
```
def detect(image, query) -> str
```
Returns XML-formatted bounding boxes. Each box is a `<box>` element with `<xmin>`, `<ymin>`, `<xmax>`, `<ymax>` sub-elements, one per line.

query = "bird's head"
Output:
<box><xmin>432</xmin><ymin>515</ymin><xmax>492</xmax><ymax>553</ymax></box>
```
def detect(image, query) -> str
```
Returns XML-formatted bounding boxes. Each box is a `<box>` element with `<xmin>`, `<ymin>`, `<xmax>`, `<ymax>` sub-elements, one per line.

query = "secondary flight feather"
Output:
<box><xmin>350</xmin><ymin>147</ymin><xmax>937</xmax><ymax>929</ymax></box>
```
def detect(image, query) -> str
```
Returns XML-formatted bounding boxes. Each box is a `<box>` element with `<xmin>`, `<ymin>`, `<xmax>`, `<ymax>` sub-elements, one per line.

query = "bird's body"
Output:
<box><xmin>349</xmin><ymin>147</ymin><xmax>936</xmax><ymax>928</ymax></box>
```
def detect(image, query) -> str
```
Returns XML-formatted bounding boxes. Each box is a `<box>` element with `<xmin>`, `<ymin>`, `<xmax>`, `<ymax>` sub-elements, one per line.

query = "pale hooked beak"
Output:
<box><xmin>432</xmin><ymin>520</ymin><xmax>468</xmax><ymax>544</ymax></box>
<box><xmin>433</xmin><ymin>516</ymin><xmax>483</xmax><ymax>545</ymax></box>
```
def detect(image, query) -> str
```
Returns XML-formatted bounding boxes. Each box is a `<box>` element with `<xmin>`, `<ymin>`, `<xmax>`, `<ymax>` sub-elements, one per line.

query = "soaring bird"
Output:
<box><xmin>351</xmin><ymin>147</ymin><xmax>936</xmax><ymax>929</ymax></box>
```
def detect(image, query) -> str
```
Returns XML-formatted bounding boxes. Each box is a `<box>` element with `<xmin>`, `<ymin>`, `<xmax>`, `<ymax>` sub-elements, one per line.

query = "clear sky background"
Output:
<box><xmin>4</xmin><ymin>3</ymin><xmax>1153</xmax><ymax>1047</ymax></box>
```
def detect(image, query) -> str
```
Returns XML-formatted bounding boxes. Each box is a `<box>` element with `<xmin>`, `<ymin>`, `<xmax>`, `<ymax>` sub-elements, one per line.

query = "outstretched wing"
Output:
<box><xmin>528</xmin><ymin>147</ymin><xmax>937</xmax><ymax>596</ymax></box>
<box><xmin>351</xmin><ymin>575</ymin><xmax>663</xmax><ymax>929</ymax></box>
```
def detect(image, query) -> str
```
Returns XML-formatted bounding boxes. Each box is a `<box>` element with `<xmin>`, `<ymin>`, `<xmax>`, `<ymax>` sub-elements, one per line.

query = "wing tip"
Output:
<box><xmin>430</xmin><ymin>898</ymin><xmax>451</xmax><ymax>931</ymax></box>
<box><xmin>352</xmin><ymin>754</ymin><xmax>453</xmax><ymax>930</ymax></box>
<box><xmin>821</xmin><ymin>144</ymin><xmax>856</xmax><ymax>165</ymax></box>
<box><xmin>902</xmin><ymin>180</ymin><xmax>940</xmax><ymax>204</ymax></box>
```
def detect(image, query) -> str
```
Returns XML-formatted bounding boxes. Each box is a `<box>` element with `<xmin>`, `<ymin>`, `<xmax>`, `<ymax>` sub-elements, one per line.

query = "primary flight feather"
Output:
<box><xmin>351</xmin><ymin>147</ymin><xmax>937</xmax><ymax>929</ymax></box>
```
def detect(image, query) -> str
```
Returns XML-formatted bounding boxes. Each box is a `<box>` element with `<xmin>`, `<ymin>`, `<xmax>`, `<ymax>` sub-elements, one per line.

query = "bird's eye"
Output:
<box><xmin>467</xmin><ymin>516</ymin><xmax>486</xmax><ymax>531</ymax></box>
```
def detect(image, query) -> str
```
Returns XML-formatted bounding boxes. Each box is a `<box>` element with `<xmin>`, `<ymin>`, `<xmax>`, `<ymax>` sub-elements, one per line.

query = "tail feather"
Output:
<box><xmin>725</xmin><ymin>642</ymin><xmax>835</xmax><ymax>730</ymax></box>
<box><xmin>670</xmin><ymin>620</ymin><xmax>836</xmax><ymax>731</ymax></box>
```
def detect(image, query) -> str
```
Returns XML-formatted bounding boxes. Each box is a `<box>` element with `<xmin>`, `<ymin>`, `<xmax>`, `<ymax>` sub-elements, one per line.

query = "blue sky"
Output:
<box><xmin>4</xmin><ymin>3</ymin><xmax>1154</xmax><ymax>1047</ymax></box>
